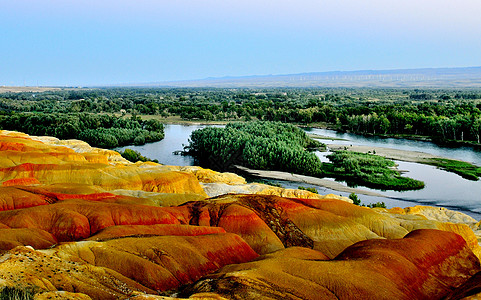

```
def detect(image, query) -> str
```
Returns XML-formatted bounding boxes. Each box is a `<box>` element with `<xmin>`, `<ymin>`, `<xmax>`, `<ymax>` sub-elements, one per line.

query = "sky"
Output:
<box><xmin>1</xmin><ymin>0</ymin><xmax>481</xmax><ymax>86</ymax></box>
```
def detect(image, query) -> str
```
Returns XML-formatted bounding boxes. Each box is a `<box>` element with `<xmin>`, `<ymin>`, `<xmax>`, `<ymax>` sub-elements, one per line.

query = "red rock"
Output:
<box><xmin>2</xmin><ymin>177</ymin><xmax>40</xmax><ymax>186</ymax></box>
<box><xmin>0</xmin><ymin>200</ymin><xmax>185</xmax><ymax>241</ymax></box>
<box><xmin>0</xmin><ymin>186</ymin><xmax>49</xmax><ymax>211</ymax></box>
<box><xmin>0</xmin><ymin>228</ymin><xmax>57</xmax><ymax>251</ymax></box>
<box><xmin>0</xmin><ymin>246</ymin><xmax>155</xmax><ymax>299</ymax></box>
<box><xmin>51</xmin><ymin>233</ymin><xmax>259</xmax><ymax>292</ymax></box>
<box><xmin>87</xmin><ymin>224</ymin><xmax>227</xmax><ymax>241</ymax></box>
<box><xmin>183</xmin><ymin>229</ymin><xmax>480</xmax><ymax>300</ymax></box>
<box><xmin>216</xmin><ymin>204</ymin><xmax>284</xmax><ymax>255</ymax></box>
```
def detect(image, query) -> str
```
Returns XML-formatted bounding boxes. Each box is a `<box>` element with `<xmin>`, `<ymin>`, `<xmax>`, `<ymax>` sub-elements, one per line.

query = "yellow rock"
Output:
<box><xmin>109</xmin><ymin>189</ymin><xmax>206</xmax><ymax>206</ymax></box>
<box><xmin>34</xmin><ymin>291</ymin><xmax>93</xmax><ymax>300</ymax></box>
<box><xmin>201</xmin><ymin>182</ymin><xmax>352</xmax><ymax>201</ymax></box>
<box><xmin>388</xmin><ymin>205</ymin><xmax>478</xmax><ymax>224</ymax></box>
<box><xmin>0</xmin><ymin>246</ymin><xmax>154</xmax><ymax>299</ymax></box>
<box><xmin>165</xmin><ymin>166</ymin><xmax>246</xmax><ymax>184</ymax></box>
<box><xmin>380</xmin><ymin>207</ymin><xmax>481</xmax><ymax>259</ymax></box>
<box><xmin>183</xmin><ymin>230</ymin><xmax>480</xmax><ymax>300</ymax></box>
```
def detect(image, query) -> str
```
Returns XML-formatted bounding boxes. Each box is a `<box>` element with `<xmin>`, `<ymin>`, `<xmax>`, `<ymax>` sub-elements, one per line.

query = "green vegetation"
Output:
<box><xmin>349</xmin><ymin>193</ymin><xmax>386</xmax><ymax>208</ymax></box>
<box><xmin>323</xmin><ymin>151</ymin><xmax>425</xmax><ymax>191</ymax></box>
<box><xmin>349</xmin><ymin>192</ymin><xmax>361</xmax><ymax>205</ymax></box>
<box><xmin>298</xmin><ymin>186</ymin><xmax>318</xmax><ymax>194</ymax></box>
<box><xmin>0</xmin><ymin>112</ymin><xmax>164</xmax><ymax>148</ymax></box>
<box><xmin>119</xmin><ymin>148</ymin><xmax>159</xmax><ymax>163</ymax></box>
<box><xmin>187</xmin><ymin>121</ymin><xmax>422</xmax><ymax>191</ymax></box>
<box><xmin>0</xmin><ymin>87</ymin><xmax>479</xmax><ymax>184</ymax></box>
<box><xmin>0</xmin><ymin>286</ymin><xmax>34</xmax><ymax>300</ymax></box>
<box><xmin>366</xmin><ymin>202</ymin><xmax>387</xmax><ymax>208</ymax></box>
<box><xmin>186</xmin><ymin>121</ymin><xmax>324</xmax><ymax>175</ymax></box>
<box><xmin>1</xmin><ymin>87</ymin><xmax>480</xmax><ymax>146</ymax></box>
<box><xmin>426</xmin><ymin>158</ymin><xmax>481</xmax><ymax>180</ymax></box>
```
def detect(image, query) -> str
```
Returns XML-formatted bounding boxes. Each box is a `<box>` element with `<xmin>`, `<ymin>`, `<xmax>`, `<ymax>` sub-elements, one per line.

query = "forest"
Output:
<box><xmin>0</xmin><ymin>112</ymin><xmax>164</xmax><ymax>148</ymax></box>
<box><xmin>1</xmin><ymin>87</ymin><xmax>480</xmax><ymax>147</ymax></box>
<box><xmin>1</xmin><ymin>87</ymin><xmax>478</xmax><ymax>190</ymax></box>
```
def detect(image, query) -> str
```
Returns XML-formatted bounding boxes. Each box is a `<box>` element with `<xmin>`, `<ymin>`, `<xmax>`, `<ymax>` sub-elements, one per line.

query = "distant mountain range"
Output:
<box><xmin>150</xmin><ymin>66</ymin><xmax>481</xmax><ymax>88</ymax></box>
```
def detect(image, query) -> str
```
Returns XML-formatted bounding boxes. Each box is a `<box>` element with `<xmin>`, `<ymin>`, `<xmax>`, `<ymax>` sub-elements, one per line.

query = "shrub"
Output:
<box><xmin>349</xmin><ymin>192</ymin><xmax>361</xmax><ymax>205</ymax></box>
<box><xmin>298</xmin><ymin>186</ymin><xmax>318</xmax><ymax>194</ymax></box>
<box><xmin>366</xmin><ymin>202</ymin><xmax>387</xmax><ymax>208</ymax></box>
<box><xmin>120</xmin><ymin>148</ymin><xmax>158</xmax><ymax>163</ymax></box>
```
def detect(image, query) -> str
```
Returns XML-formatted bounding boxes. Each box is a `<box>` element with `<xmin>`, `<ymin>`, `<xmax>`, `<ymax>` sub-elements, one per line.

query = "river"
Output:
<box><xmin>116</xmin><ymin>124</ymin><xmax>481</xmax><ymax>219</ymax></box>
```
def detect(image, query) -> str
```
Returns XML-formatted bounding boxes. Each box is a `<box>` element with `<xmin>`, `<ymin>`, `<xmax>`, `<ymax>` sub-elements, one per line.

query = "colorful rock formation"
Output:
<box><xmin>182</xmin><ymin>229</ymin><xmax>480</xmax><ymax>300</ymax></box>
<box><xmin>0</xmin><ymin>130</ymin><xmax>480</xmax><ymax>300</ymax></box>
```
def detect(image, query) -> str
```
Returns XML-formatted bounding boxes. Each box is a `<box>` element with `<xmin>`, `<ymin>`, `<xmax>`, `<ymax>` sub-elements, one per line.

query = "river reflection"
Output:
<box><xmin>115</xmin><ymin>124</ymin><xmax>223</xmax><ymax>166</ymax></box>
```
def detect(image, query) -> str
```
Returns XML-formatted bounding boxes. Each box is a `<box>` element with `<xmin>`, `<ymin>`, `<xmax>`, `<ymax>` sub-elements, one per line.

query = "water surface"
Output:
<box><xmin>117</xmin><ymin>124</ymin><xmax>481</xmax><ymax>219</ymax></box>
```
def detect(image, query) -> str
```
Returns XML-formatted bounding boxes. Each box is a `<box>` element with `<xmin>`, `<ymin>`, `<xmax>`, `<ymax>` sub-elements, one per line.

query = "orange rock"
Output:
<box><xmin>292</xmin><ymin>197</ymin><xmax>409</xmax><ymax>239</ymax></box>
<box><xmin>108</xmin><ymin>189</ymin><xmax>206</xmax><ymax>207</ymax></box>
<box><xmin>0</xmin><ymin>199</ymin><xmax>185</xmax><ymax>241</ymax></box>
<box><xmin>87</xmin><ymin>224</ymin><xmax>227</xmax><ymax>241</ymax></box>
<box><xmin>49</xmin><ymin>233</ymin><xmax>259</xmax><ymax>292</ymax></box>
<box><xmin>277</xmin><ymin>198</ymin><xmax>379</xmax><ymax>258</ymax></box>
<box><xmin>216</xmin><ymin>204</ymin><xmax>284</xmax><ymax>255</ymax></box>
<box><xmin>2</xmin><ymin>177</ymin><xmax>40</xmax><ymax>186</ymax></box>
<box><xmin>183</xmin><ymin>229</ymin><xmax>480</xmax><ymax>300</ymax></box>
<box><xmin>0</xmin><ymin>246</ymin><xmax>154</xmax><ymax>299</ymax></box>
<box><xmin>0</xmin><ymin>186</ymin><xmax>49</xmax><ymax>211</ymax></box>
<box><xmin>18</xmin><ymin>185</ymin><xmax>120</xmax><ymax>202</ymax></box>
<box><xmin>444</xmin><ymin>271</ymin><xmax>481</xmax><ymax>299</ymax></box>
<box><xmin>0</xmin><ymin>162</ymin><xmax>207</xmax><ymax>195</ymax></box>
<box><xmin>0</xmin><ymin>228</ymin><xmax>56</xmax><ymax>251</ymax></box>
<box><xmin>190</xmin><ymin>195</ymin><xmax>383</xmax><ymax>257</ymax></box>
<box><xmin>0</xmin><ymin>133</ymin><xmax>206</xmax><ymax>196</ymax></box>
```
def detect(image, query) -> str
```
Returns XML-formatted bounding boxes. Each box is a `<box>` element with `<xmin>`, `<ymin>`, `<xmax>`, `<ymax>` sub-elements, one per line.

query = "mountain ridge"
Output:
<box><xmin>151</xmin><ymin>66</ymin><xmax>481</xmax><ymax>88</ymax></box>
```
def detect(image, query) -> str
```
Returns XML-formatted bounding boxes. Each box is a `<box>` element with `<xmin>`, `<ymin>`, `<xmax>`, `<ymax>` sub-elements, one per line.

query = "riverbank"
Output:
<box><xmin>235</xmin><ymin>165</ymin><xmax>387</xmax><ymax>198</ymax></box>
<box><xmin>327</xmin><ymin>144</ymin><xmax>444</xmax><ymax>163</ymax></box>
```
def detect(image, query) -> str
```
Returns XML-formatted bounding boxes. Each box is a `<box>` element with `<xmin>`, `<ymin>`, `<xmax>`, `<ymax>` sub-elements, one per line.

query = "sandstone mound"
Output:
<box><xmin>0</xmin><ymin>228</ymin><xmax>56</xmax><ymax>252</ymax></box>
<box><xmin>182</xmin><ymin>229</ymin><xmax>480</xmax><ymax>300</ymax></box>
<box><xmin>0</xmin><ymin>246</ymin><xmax>154</xmax><ymax>299</ymax></box>
<box><xmin>0</xmin><ymin>131</ymin><xmax>207</xmax><ymax>196</ymax></box>
<box><xmin>0</xmin><ymin>162</ymin><xmax>207</xmax><ymax>195</ymax></box>
<box><xmin>87</xmin><ymin>224</ymin><xmax>226</xmax><ymax>241</ymax></box>
<box><xmin>1</xmin><ymin>130</ymin><xmax>480</xmax><ymax>299</ymax></box>
<box><xmin>181</xmin><ymin>194</ymin><xmax>481</xmax><ymax>258</ymax></box>
<box><xmin>201</xmin><ymin>182</ymin><xmax>351</xmax><ymax>201</ymax></box>
<box><xmin>388</xmin><ymin>205</ymin><xmax>478</xmax><ymax>224</ymax></box>
<box><xmin>48</xmin><ymin>233</ymin><xmax>258</xmax><ymax>292</ymax></box>
<box><xmin>0</xmin><ymin>199</ymin><xmax>191</xmax><ymax>242</ymax></box>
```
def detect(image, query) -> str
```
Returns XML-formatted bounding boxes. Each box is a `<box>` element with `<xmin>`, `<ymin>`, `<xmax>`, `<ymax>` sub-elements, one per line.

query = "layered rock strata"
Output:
<box><xmin>0</xmin><ymin>130</ymin><xmax>480</xmax><ymax>299</ymax></box>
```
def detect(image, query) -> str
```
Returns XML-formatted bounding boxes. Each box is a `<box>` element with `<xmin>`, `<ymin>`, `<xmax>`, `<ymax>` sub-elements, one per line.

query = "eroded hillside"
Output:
<box><xmin>0</xmin><ymin>130</ymin><xmax>480</xmax><ymax>299</ymax></box>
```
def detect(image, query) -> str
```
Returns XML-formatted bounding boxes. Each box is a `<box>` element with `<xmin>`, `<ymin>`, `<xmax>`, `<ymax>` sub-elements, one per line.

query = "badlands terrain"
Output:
<box><xmin>0</xmin><ymin>130</ymin><xmax>481</xmax><ymax>299</ymax></box>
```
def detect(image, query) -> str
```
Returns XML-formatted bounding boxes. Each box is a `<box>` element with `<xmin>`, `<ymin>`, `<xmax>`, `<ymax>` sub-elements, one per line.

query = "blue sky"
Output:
<box><xmin>1</xmin><ymin>0</ymin><xmax>481</xmax><ymax>86</ymax></box>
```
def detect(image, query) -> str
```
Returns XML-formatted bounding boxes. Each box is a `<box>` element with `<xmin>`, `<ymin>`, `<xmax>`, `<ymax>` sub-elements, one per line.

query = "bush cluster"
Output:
<box><xmin>324</xmin><ymin>151</ymin><xmax>425</xmax><ymax>191</ymax></box>
<box><xmin>186</xmin><ymin>121</ymin><xmax>324</xmax><ymax>175</ymax></box>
